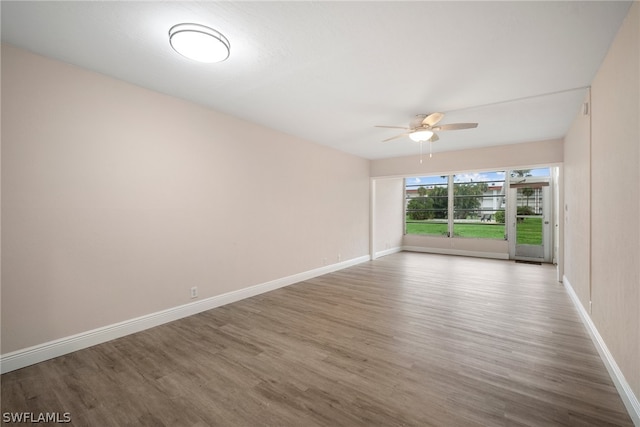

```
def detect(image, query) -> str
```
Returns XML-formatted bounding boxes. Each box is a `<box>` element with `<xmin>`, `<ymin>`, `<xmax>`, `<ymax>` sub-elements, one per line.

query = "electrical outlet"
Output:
<box><xmin>190</xmin><ymin>286</ymin><xmax>198</xmax><ymax>299</ymax></box>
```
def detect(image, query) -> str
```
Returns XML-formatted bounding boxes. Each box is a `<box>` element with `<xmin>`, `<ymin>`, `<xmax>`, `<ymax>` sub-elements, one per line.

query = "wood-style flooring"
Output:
<box><xmin>1</xmin><ymin>252</ymin><xmax>633</xmax><ymax>426</ymax></box>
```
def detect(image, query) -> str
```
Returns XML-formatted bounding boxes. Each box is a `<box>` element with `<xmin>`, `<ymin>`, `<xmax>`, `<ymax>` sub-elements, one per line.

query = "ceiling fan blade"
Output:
<box><xmin>433</xmin><ymin>123</ymin><xmax>478</xmax><ymax>131</ymax></box>
<box><xmin>375</xmin><ymin>125</ymin><xmax>410</xmax><ymax>130</ymax></box>
<box><xmin>382</xmin><ymin>133</ymin><xmax>409</xmax><ymax>142</ymax></box>
<box><xmin>422</xmin><ymin>112</ymin><xmax>444</xmax><ymax>127</ymax></box>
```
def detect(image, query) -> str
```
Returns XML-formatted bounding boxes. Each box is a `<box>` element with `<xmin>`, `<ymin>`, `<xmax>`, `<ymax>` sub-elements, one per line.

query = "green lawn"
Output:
<box><xmin>406</xmin><ymin>222</ymin><xmax>450</xmax><ymax>236</ymax></box>
<box><xmin>455</xmin><ymin>223</ymin><xmax>505</xmax><ymax>239</ymax></box>
<box><xmin>406</xmin><ymin>217</ymin><xmax>542</xmax><ymax>244</ymax></box>
<box><xmin>516</xmin><ymin>217</ymin><xmax>542</xmax><ymax>245</ymax></box>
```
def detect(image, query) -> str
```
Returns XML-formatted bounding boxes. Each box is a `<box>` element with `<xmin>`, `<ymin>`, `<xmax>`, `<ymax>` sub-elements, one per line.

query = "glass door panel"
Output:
<box><xmin>513</xmin><ymin>185</ymin><xmax>546</xmax><ymax>260</ymax></box>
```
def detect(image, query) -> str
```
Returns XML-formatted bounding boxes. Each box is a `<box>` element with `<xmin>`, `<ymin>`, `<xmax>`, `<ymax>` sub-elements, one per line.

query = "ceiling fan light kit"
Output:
<box><xmin>169</xmin><ymin>23</ymin><xmax>230</xmax><ymax>63</ymax></box>
<box><xmin>409</xmin><ymin>129</ymin><xmax>434</xmax><ymax>142</ymax></box>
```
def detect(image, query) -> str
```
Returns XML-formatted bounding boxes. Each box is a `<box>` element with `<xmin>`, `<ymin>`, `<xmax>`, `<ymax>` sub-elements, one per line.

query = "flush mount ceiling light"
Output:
<box><xmin>169</xmin><ymin>23</ymin><xmax>230</xmax><ymax>63</ymax></box>
<box><xmin>409</xmin><ymin>129</ymin><xmax>434</xmax><ymax>142</ymax></box>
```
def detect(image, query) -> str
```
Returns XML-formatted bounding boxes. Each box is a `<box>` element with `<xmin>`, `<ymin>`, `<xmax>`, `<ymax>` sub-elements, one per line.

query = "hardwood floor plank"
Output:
<box><xmin>1</xmin><ymin>253</ymin><xmax>633</xmax><ymax>426</ymax></box>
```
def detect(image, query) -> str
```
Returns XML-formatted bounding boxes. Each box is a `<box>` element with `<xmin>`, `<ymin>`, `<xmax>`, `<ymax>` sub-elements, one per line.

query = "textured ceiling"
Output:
<box><xmin>1</xmin><ymin>1</ymin><xmax>632</xmax><ymax>159</ymax></box>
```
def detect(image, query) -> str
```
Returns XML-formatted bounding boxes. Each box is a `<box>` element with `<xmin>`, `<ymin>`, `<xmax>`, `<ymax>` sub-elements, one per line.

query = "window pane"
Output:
<box><xmin>452</xmin><ymin>171</ymin><xmax>506</xmax><ymax>239</ymax></box>
<box><xmin>405</xmin><ymin>176</ymin><xmax>449</xmax><ymax>236</ymax></box>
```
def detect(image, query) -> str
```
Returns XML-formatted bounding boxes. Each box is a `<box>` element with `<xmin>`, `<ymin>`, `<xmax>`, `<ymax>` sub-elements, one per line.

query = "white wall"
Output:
<box><xmin>1</xmin><ymin>44</ymin><xmax>371</xmax><ymax>355</ymax></box>
<box><xmin>563</xmin><ymin>0</ymin><xmax>639</xmax><ymax>409</ymax></box>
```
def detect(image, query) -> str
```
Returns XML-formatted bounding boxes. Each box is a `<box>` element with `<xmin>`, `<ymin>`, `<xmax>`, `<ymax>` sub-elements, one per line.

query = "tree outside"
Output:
<box><xmin>453</xmin><ymin>182</ymin><xmax>488</xmax><ymax>219</ymax></box>
<box><xmin>511</xmin><ymin>169</ymin><xmax>532</xmax><ymax>178</ymax></box>
<box><xmin>407</xmin><ymin>186</ymin><xmax>447</xmax><ymax>220</ymax></box>
<box><xmin>521</xmin><ymin>187</ymin><xmax>535</xmax><ymax>207</ymax></box>
<box><xmin>408</xmin><ymin>182</ymin><xmax>491</xmax><ymax>221</ymax></box>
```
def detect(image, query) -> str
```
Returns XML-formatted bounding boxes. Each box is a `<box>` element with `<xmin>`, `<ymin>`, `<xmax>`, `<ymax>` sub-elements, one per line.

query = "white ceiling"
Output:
<box><xmin>1</xmin><ymin>1</ymin><xmax>632</xmax><ymax>160</ymax></box>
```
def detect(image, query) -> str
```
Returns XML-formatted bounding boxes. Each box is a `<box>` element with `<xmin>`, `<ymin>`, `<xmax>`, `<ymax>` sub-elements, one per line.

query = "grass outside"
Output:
<box><xmin>406</xmin><ymin>222</ymin><xmax>450</xmax><ymax>236</ymax></box>
<box><xmin>406</xmin><ymin>217</ymin><xmax>542</xmax><ymax>244</ymax></box>
<box><xmin>516</xmin><ymin>217</ymin><xmax>542</xmax><ymax>245</ymax></box>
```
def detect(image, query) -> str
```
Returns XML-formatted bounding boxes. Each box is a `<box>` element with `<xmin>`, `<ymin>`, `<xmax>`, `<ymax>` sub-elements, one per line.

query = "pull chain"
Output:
<box><xmin>430</xmin><ymin>140</ymin><xmax>433</xmax><ymax>158</ymax></box>
<box><xmin>420</xmin><ymin>141</ymin><xmax>423</xmax><ymax>164</ymax></box>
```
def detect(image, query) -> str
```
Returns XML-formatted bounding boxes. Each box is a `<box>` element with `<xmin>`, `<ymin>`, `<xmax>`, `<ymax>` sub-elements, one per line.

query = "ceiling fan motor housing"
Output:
<box><xmin>411</xmin><ymin>114</ymin><xmax>429</xmax><ymax>128</ymax></box>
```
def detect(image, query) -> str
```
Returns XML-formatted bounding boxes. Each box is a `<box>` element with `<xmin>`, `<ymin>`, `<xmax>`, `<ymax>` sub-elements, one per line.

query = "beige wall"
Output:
<box><xmin>1</xmin><ymin>45</ymin><xmax>370</xmax><ymax>354</ymax></box>
<box><xmin>563</xmin><ymin>94</ymin><xmax>591</xmax><ymax>307</ymax></box>
<box><xmin>403</xmin><ymin>234</ymin><xmax>509</xmax><ymax>259</ymax></box>
<box><xmin>591</xmin><ymin>0</ymin><xmax>640</xmax><ymax>398</ymax></box>
<box><xmin>370</xmin><ymin>139</ymin><xmax>563</xmax><ymax>178</ymax></box>
<box><xmin>563</xmin><ymin>1</ymin><xmax>639</xmax><ymax>400</ymax></box>
<box><xmin>372</xmin><ymin>178</ymin><xmax>404</xmax><ymax>256</ymax></box>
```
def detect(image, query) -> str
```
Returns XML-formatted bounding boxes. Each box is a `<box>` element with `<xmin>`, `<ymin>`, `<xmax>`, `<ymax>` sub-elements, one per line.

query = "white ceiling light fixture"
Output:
<box><xmin>409</xmin><ymin>129</ymin><xmax>434</xmax><ymax>142</ymax></box>
<box><xmin>169</xmin><ymin>23</ymin><xmax>230</xmax><ymax>63</ymax></box>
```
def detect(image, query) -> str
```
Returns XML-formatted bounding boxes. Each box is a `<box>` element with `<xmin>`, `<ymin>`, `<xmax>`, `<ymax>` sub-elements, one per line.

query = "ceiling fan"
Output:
<box><xmin>376</xmin><ymin>112</ymin><xmax>478</xmax><ymax>143</ymax></box>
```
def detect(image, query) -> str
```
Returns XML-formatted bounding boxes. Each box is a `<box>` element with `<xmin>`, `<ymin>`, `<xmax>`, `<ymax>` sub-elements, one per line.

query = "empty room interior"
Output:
<box><xmin>1</xmin><ymin>2</ymin><xmax>639</xmax><ymax>426</ymax></box>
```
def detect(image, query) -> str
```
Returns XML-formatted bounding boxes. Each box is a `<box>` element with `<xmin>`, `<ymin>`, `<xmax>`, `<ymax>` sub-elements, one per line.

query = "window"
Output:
<box><xmin>453</xmin><ymin>172</ymin><xmax>506</xmax><ymax>239</ymax></box>
<box><xmin>405</xmin><ymin>175</ymin><xmax>448</xmax><ymax>236</ymax></box>
<box><xmin>405</xmin><ymin>171</ymin><xmax>506</xmax><ymax>239</ymax></box>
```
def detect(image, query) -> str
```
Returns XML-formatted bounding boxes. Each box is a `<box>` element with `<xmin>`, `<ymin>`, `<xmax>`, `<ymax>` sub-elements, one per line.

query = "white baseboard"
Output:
<box><xmin>0</xmin><ymin>255</ymin><xmax>370</xmax><ymax>374</ymax></box>
<box><xmin>373</xmin><ymin>246</ymin><xmax>403</xmax><ymax>259</ymax></box>
<box><xmin>402</xmin><ymin>246</ymin><xmax>509</xmax><ymax>260</ymax></box>
<box><xmin>563</xmin><ymin>276</ymin><xmax>640</xmax><ymax>426</ymax></box>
